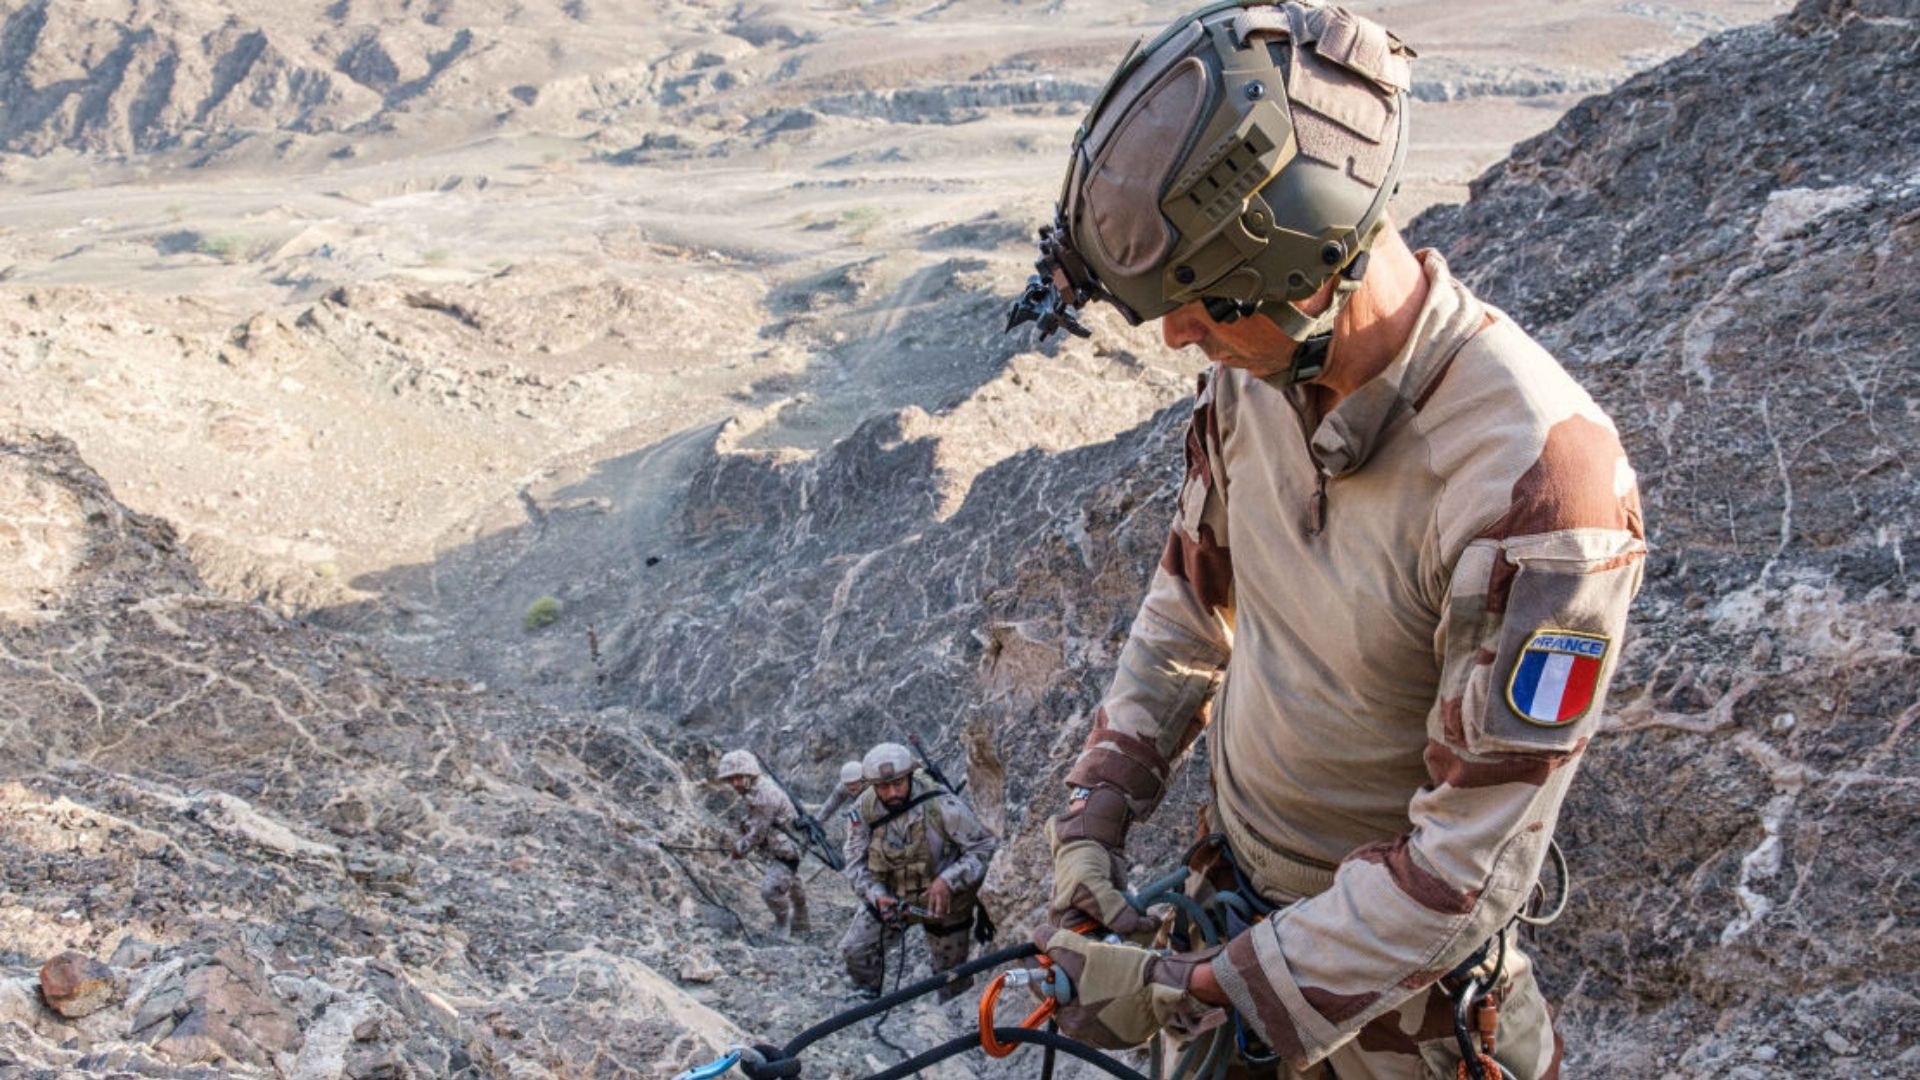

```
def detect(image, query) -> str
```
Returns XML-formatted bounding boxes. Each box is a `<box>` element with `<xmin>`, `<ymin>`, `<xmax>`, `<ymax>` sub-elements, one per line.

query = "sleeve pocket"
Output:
<box><xmin>1469</xmin><ymin>534</ymin><xmax>1642</xmax><ymax>754</ymax></box>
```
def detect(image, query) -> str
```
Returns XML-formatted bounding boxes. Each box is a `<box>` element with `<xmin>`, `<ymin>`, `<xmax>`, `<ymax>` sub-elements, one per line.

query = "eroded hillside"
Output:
<box><xmin>4</xmin><ymin>0</ymin><xmax>1913</xmax><ymax>1077</ymax></box>
<box><xmin>0</xmin><ymin>430</ymin><xmax>882</xmax><ymax>1078</ymax></box>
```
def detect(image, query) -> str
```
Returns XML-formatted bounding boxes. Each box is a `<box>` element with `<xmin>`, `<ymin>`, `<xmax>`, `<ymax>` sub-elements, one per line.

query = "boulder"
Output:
<box><xmin>38</xmin><ymin>952</ymin><xmax>118</xmax><ymax>1019</ymax></box>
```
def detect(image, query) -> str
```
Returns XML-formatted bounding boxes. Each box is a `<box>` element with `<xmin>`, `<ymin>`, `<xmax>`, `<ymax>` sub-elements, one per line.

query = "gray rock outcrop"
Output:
<box><xmin>1410</xmin><ymin>1</ymin><xmax>1918</xmax><ymax>1070</ymax></box>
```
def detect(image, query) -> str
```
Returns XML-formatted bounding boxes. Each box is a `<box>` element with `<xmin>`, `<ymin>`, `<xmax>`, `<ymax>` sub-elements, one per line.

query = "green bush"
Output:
<box><xmin>524</xmin><ymin>596</ymin><xmax>563</xmax><ymax>631</ymax></box>
<box><xmin>198</xmin><ymin>233</ymin><xmax>269</xmax><ymax>264</ymax></box>
<box><xmin>840</xmin><ymin>206</ymin><xmax>884</xmax><ymax>241</ymax></box>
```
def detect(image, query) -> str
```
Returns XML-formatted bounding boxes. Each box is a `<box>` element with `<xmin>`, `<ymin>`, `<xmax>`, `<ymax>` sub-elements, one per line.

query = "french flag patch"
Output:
<box><xmin>1506</xmin><ymin>631</ymin><xmax>1611</xmax><ymax>727</ymax></box>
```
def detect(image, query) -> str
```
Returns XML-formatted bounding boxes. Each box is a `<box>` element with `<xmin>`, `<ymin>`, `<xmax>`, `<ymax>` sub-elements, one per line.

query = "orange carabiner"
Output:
<box><xmin>979</xmin><ymin>959</ymin><xmax>1058</xmax><ymax>1058</ymax></box>
<box><xmin>981</xmin><ymin>918</ymin><xmax>1107</xmax><ymax>1058</ymax></box>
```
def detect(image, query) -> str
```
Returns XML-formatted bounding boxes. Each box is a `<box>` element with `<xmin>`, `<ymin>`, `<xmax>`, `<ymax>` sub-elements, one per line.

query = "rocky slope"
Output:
<box><xmin>430</xmin><ymin>0</ymin><xmax>1910</xmax><ymax>1072</ymax></box>
<box><xmin>0</xmin><ymin>429</ymin><xmax>886</xmax><ymax>1079</ymax></box>
<box><xmin>4</xmin><ymin>0</ymin><xmax>1914</xmax><ymax>1078</ymax></box>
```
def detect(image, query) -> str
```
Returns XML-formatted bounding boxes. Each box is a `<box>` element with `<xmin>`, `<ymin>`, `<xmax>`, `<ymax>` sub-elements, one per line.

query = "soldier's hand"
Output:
<box><xmin>1047</xmin><ymin>787</ymin><xmax>1157</xmax><ymax>939</ymax></box>
<box><xmin>873</xmin><ymin>894</ymin><xmax>898</xmax><ymax>918</ymax></box>
<box><xmin>926</xmin><ymin>877</ymin><xmax>953</xmax><ymax>918</ymax></box>
<box><xmin>1031</xmin><ymin>927</ymin><xmax>1221</xmax><ymax>1049</ymax></box>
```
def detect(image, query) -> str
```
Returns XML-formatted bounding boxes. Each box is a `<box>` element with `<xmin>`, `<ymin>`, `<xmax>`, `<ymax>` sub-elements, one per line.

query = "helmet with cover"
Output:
<box><xmin>838</xmin><ymin>760</ymin><xmax>866</xmax><ymax>787</ymax></box>
<box><xmin>715</xmin><ymin>749</ymin><xmax>761</xmax><ymax>781</ymax></box>
<box><xmin>1007</xmin><ymin>1</ymin><xmax>1414</xmax><ymax>382</ymax></box>
<box><xmin>861</xmin><ymin>742</ymin><xmax>918</xmax><ymax>785</ymax></box>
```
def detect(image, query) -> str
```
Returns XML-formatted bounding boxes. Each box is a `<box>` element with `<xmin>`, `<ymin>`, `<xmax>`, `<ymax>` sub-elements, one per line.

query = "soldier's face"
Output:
<box><xmin>874</xmin><ymin>776</ymin><xmax>912</xmax><ymax>809</ymax></box>
<box><xmin>845</xmin><ymin>781</ymin><xmax>864</xmax><ymax>796</ymax></box>
<box><xmin>726</xmin><ymin>776</ymin><xmax>753</xmax><ymax>795</ymax></box>
<box><xmin>1159</xmin><ymin>279</ymin><xmax>1337</xmax><ymax>377</ymax></box>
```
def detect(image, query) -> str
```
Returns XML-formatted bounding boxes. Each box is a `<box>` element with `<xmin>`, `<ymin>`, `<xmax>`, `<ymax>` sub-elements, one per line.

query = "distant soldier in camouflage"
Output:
<box><xmin>1011</xmin><ymin>4</ymin><xmax>1645</xmax><ymax>1077</ymax></box>
<box><xmin>841</xmin><ymin>742</ymin><xmax>998</xmax><ymax>1002</ymax></box>
<box><xmin>716</xmin><ymin>750</ymin><xmax>811</xmax><ymax>939</ymax></box>
<box><xmin>815</xmin><ymin>760</ymin><xmax>867</xmax><ymax>833</ymax></box>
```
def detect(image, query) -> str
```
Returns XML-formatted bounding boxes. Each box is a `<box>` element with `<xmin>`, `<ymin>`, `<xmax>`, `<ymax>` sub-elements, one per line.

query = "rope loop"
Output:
<box><xmin>738</xmin><ymin>1044</ymin><xmax>801</xmax><ymax>1080</ymax></box>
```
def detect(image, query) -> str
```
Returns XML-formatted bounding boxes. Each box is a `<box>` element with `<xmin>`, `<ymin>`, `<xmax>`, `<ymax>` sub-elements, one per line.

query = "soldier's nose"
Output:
<box><xmin>1162</xmin><ymin>303</ymin><xmax>1209</xmax><ymax>351</ymax></box>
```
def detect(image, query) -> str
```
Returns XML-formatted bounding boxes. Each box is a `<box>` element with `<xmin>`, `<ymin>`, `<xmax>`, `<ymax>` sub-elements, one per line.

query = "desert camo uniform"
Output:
<box><xmin>818</xmin><ymin>780</ymin><xmax>865</xmax><ymax>829</ymax></box>
<box><xmin>841</xmin><ymin>786</ymin><xmax>998</xmax><ymax>1000</ymax></box>
<box><xmin>1068</xmin><ymin>253</ymin><xmax>1646</xmax><ymax>1077</ymax></box>
<box><xmin>737</xmin><ymin>774</ymin><xmax>810</xmax><ymax>935</ymax></box>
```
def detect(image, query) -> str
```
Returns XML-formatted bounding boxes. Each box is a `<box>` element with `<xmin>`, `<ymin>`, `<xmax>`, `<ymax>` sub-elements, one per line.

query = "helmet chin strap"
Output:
<box><xmin>1260</xmin><ymin>266</ymin><xmax>1365</xmax><ymax>385</ymax></box>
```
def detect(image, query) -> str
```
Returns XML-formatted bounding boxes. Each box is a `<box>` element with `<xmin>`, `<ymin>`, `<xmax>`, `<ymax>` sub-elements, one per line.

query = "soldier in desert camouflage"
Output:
<box><xmin>815</xmin><ymin>759</ymin><xmax>867</xmax><ymax>833</ymax></box>
<box><xmin>840</xmin><ymin>742</ymin><xmax>998</xmax><ymax>1002</ymax></box>
<box><xmin>1008</xmin><ymin>3</ymin><xmax>1645</xmax><ymax>1077</ymax></box>
<box><xmin>715</xmin><ymin>750</ymin><xmax>811</xmax><ymax>939</ymax></box>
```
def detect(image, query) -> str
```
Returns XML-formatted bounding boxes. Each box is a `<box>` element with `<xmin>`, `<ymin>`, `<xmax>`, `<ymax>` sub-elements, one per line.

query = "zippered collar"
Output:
<box><xmin>1287</xmin><ymin>250</ymin><xmax>1488</xmax><ymax>479</ymax></box>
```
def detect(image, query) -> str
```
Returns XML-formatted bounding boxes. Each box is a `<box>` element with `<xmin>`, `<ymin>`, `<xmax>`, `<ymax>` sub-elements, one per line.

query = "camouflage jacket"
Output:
<box><xmin>817</xmin><ymin>783</ymin><xmax>862</xmax><ymax>825</ymax></box>
<box><xmin>1067</xmin><ymin>251</ymin><xmax>1646</xmax><ymax>1066</ymax></box>
<box><xmin>736</xmin><ymin>774</ymin><xmax>802</xmax><ymax>863</ymax></box>
<box><xmin>844</xmin><ymin>785</ymin><xmax>998</xmax><ymax>907</ymax></box>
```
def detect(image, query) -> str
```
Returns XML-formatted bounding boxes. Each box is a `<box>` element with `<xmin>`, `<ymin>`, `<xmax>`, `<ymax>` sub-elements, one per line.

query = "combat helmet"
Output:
<box><xmin>1007</xmin><ymin>1</ymin><xmax>1414</xmax><ymax>383</ymax></box>
<box><xmin>862</xmin><ymin>743</ymin><xmax>918</xmax><ymax>785</ymax></box>
<box><xmin>838</xmin><ymin>760</ymin><xmax>866</xmax><ymax>787</ymax></box>
<box><xmin>715</xmin><ymin>749</ymin><xmax>761</xmax><ymax>781</ymax></box>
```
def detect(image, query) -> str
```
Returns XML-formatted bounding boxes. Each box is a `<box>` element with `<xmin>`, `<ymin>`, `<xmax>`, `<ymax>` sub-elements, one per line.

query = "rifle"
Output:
<box><xmin>752</xmin><ymin>752</ymin><xmax>845</xmax><ymax>872</ymax></box>
<box><xmin>907</xmin><ymin>734</ymin><xmax>966</xmax><ymax>795</ymax></box>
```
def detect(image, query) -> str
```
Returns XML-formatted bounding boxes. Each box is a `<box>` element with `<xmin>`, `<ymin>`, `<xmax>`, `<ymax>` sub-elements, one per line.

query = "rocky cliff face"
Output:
<box><xmin>1411</xmin><ymin>1</ymin><xmax>1917</xmax><ymax>1071</ymax></box>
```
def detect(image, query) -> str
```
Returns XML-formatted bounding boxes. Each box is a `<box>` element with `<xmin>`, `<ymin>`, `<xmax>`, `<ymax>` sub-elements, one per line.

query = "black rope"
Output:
<box><xmin>781</xmin><ymin>942</ymin><xmax>1039</xmax><ymax>1056</ymax></box>
<box><xmin>733</xmin><ymin>946</ymin><xmax>1146</xmax><ymax>1080</ymax></box>
<box><xmin>653</xmin><ymin>843</ymin><xmax>760</xmax><ymax>946</ymax></box>
<box><xmin>859</xmin><ymin>1028</ymin><xmax>1151</xmax><ymax>1080</ymax></box>
<box><xmin>866</xmin><ymin>918</ymin><xmax>913</xmax><ymax>1061</ymax></box>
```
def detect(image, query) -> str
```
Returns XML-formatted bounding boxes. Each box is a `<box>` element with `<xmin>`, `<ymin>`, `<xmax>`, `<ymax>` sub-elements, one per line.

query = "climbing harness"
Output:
<box><xmin>1134</xmin><ymin>836</ymin><xmax>1280</xmax><ymax>1080</ymax></box>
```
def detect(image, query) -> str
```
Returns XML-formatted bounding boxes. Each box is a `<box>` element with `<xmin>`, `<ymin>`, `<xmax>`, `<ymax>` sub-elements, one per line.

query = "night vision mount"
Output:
<box><xmin>1004</xmin><ymin>218</ymin><xmax>1093</xmax><ymax>341</ymax></box>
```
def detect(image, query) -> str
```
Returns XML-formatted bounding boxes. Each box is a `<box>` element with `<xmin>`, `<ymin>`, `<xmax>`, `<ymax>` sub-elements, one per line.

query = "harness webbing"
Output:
<box><xmin>859</xmin><ymin>789</ymin><xmax>940</xmax><ymax>832</ymax></box>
